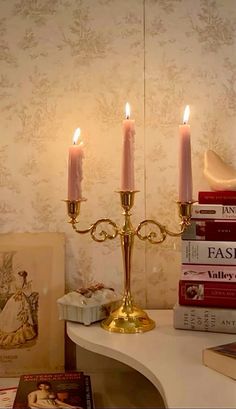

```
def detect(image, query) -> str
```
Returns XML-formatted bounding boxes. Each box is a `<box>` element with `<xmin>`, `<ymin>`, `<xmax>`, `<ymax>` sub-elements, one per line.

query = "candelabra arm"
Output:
<box><xmin>136</xmin><ymin>201</ymin><xmax>193</xmax><ymax>244</ymax></box>
<box><xmin>65</xmin><ymin>200</ymin><xmax>119</xmax><ymax>242</ymax></box>
<box><xmin>136</xmin><ymin>220</ymin><xmax>167</xmax><ymax>244</ymax></box>
<box><xmin>164</xmin><ymin>222</ymin><xmax>187</xmax><ymax>237</ymax></box>
<box><xmin>71</xmin><ymin>223</ymin><xmax>93</xmax><ymax>235</ymax></box>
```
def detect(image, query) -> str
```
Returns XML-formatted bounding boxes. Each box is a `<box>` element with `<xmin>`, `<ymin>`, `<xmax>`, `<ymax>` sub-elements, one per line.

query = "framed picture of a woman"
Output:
<box><xmin>0</xmin><ymin>233</ymin><xmax>65</xmax><ymax>376</ymax></box>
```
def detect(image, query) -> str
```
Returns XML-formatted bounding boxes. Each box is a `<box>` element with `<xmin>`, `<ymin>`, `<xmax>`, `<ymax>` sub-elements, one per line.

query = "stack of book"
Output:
<box><xmin>174</xmin><ymin>190</ymin><xmax>236</xmax><ymax>334</ymax></box>
<box><xmin>12</xmin><ymin>371</ymin><xmax>93</xmax><ymax>409</ymax></box>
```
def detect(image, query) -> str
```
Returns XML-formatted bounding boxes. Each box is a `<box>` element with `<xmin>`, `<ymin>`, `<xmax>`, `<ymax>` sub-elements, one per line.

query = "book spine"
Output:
<box><xmin>192</xmin><ymin>204</ymin><xmax>236</xmax><ymax>219</ymax></box>
<box><xmin>85</xmin><ymin>375</ymin><xmax>93</xmax><ymax>409</ymax></box>
<box><xmin>173</xmin><ymin>304</ymin><xmax>236</xmax><ymax>333</ymax></box>
<box><xmin>181</xmin><ymin>264</ymin><xmax>236</xmax><ymax>282</ymax></box>
<box><xmin>182</xmin><ymin>240</ymin><xmax>236</xmax><ymax>265</ymax></box>
<box><xmin>179</xmin><ymin>280</ymin><xmax>236</xmax><ymax>308</ymax></box>
<box><xmin>182</xmin><ymin>219</ymin><xmax>236</xmax><ymax>241</ymax></box>
<box><xmin>198</xmin><ymin>191</ymin><xmax>236</xmax><ymax>205</ymax></box>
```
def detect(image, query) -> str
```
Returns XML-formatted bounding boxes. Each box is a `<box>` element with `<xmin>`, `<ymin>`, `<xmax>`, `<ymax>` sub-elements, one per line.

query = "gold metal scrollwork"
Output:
<box><xmin>136</xmin><ymin>220</ymin><xmax>167</xmax><ymax>244</ymax></box>
<box><xmin>90</xmin><ymin>219</ymin><xmax>119</xmax><ymax>242</ymax></box>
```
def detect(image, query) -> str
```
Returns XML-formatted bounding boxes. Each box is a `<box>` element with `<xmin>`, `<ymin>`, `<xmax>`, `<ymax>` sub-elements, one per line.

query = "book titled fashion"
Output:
<box><xmin>192</xmin><ymin>203</ymin><xmax>236</xmax><ymax>219</ymax></box>
<box><xmin>13</xmin><ymin>372</ymin><xmax>88</xmax><ymax>409</ymax></box>
<box><xmin>173</xmin><ymin>304</ymin><xmax>236</xmax><ymax>333</ymax></box>
<box><xmin>181</xmin><ymin>264</ymin><xmax>236</xmax><ymax>282</ymax></box>
<box><xmin>198</xmin><ymin>191</ymin><xmax>236</xmax><ymax>205</ymax></box>
<box><xmin>203</xmin><ymin>342</ymin><xmax>236</xmax><ymax>380</ymax></box>
<box><xmin>182</xmin><ymin>219</ymin><xmax>236</xmax><ymax>241</ymax></box>
<box><xmin>179</xmin><ymin>280</ymin><xmax>236</xmax><ymax>308</ymax></box>
<box><xmin>182</xmin><ymin>240</ymin><xmax>236</xmax><ymax>265</ymax></box>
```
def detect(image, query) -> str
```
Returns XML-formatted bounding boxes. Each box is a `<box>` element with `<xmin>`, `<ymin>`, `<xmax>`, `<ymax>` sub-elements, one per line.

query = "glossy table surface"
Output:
<box><xmin>67</xmin><ymin>309</ymin><xmax>236</xmax><ymax>409</ymax></box>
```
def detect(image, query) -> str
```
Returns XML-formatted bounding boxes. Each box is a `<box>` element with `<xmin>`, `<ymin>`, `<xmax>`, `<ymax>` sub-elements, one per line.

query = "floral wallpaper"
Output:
<box><xmin>1</xmin><ymin>0</ymin><xmax>236</xmax><ymax>308</ymax></box>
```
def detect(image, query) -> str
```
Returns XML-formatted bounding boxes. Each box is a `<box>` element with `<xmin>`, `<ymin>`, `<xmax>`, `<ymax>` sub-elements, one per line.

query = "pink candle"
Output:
<box><xmin>68</xmin><ymin>128</ymin><xmax>84</xmax><ymax>200</ymax></box>
<box><xmin>179</xmin><ymin>105</ymin><xmax>193</xmax><ymax>202</ymax></box>
<box><xmin>121</xmin><ymin>102</ymin><xmax>135</xmax><ymax>191</ymax></box>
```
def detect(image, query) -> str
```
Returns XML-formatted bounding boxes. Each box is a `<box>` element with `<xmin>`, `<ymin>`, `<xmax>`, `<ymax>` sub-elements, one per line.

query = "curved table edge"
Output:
<box><xmin>67</xmin><ymin>322</ymin><xmax>168</xmax><ymax>408</ymax></box>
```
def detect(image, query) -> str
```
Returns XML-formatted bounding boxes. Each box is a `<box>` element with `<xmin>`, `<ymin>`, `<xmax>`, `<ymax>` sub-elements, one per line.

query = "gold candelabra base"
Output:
<box><xmin>101</xmin><ymin>304</ymin><xmax>155</xmax><ymax>333</ymax></box>
<box><xmin>65</xmin><ymin>193</ymin><xmax>193</xmax><ymax>334</ymax></box>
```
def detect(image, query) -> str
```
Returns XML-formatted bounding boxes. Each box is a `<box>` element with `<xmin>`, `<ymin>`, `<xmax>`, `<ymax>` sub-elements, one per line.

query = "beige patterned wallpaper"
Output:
<box><xmin>1</xmin><ymin>0</ymin><xmax>236</xmax><ymax>308</ymax></box>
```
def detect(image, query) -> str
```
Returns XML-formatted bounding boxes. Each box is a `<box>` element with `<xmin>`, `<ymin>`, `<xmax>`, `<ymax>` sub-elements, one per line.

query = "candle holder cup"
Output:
<box><xmin>65</xmin><ymin>192</ymin><xmax>193</xmax><ymax>334</ymax></box>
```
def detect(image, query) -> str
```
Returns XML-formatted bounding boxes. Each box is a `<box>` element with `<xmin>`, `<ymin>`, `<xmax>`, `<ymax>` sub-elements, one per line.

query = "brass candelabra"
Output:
<box><xmin>65</xmin><ymin>191</ymin><xmax>193</xmax><ymax>334</ymax></box>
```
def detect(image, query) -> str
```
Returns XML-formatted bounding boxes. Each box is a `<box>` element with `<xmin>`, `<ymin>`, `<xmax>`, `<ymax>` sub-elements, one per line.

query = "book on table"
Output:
<box><xmin>191</xmin><ymin>203</ymin><xmax>236</xmax><ymax>219</ymax></box>
<box><xmin>182</xmin><ymin>219</ymin><xmax>236</xmax><ymax>241</ymax></box>
<box><xmin>203</xmin><ymin>341</ymin><xmax>236</xmax><ymax>380</ymax></box>
<box><xmin>13</xmin><ymin>371</ymin><xmax>93</xmax><ymax>409</ymax></box>
<box><xmin>179</xmin><ymin>280</ymin><xmax>236</xmax><ymax>308</ymax></box>
<box><xmin>173</xmin><ymin>303</ymin><xmax>236</xmax><ymax>333</ymax></box>
<box><xmin>182</xmin><ymin>240</ymin><xmax>236</xmax><ymax>265</ymax></box>
<box><xmin>176</xmin><ymin>195</ymin><xmax>236</xmax><ymax>334</ymax></box>
<box><xmin>198</xmin><ymin>190</ymin><xmax>236</xmax><ymax>205</ymax></box>
<box><xmin>181</xmin><ymin>264</ymin><xmax>236</xmax><ymax>282</ymax></box>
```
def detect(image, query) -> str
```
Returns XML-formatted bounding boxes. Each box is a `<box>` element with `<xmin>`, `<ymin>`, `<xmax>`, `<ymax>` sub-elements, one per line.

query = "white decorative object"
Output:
<box><xmin>204</xmin><ymin>150</ymin><xmax>236</xmax><ymax>191</ymax></box>
<box><xmin>57</xmin><ymin>286</ymin><xmax>121</xmax><ymax>325</ymax></box>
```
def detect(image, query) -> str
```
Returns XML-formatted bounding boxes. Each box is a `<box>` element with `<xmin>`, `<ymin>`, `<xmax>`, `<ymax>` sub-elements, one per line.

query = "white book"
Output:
<box><xmin>173</xmin><ymin>304</ymin><xmax>236</xmax><ymax>333</ymax></box>
<box><xmin>182</xmin><ymin>240</ymin><xmax>236</xmax><ymax>265</ymax></box>
<box><xmin>192</xmin><ymin>203</ymin><xmax>236</xmax><ymax>219</ymax></box>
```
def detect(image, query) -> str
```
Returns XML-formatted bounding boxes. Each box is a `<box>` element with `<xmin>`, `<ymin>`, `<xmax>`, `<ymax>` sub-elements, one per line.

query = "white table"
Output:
<box><xmin>67</xmin><ymin>309</ymin><xmax>236</xmax><ymax>409</ymax></box>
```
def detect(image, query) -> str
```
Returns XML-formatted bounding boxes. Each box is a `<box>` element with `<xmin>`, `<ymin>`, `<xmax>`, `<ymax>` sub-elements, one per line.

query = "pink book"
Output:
<box><xmin>181</xmin><ymin>264</ymin><xmax>236</xmax><ymax>282</ymax></box>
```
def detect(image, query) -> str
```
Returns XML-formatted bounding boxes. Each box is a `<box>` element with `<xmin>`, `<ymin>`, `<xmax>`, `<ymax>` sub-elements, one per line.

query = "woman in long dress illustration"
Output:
<box><xmin>0</xmin><ymin>271</ymin><xmax>37</xmax><ymax>348</ymax></box>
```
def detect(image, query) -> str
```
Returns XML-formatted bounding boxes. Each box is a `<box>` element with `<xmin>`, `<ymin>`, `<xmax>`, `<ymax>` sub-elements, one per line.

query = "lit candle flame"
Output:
<box><xmin>125</xmin><ymin>102</ymin><xmax>131</xmax><ymax>119</ymax></box>
<box><xmin>183</xmin><ymin>105</ymin><xmax>190</xmax><ymax>124</ymax></box>
<box><xmin>73</xmin><ymin>128</ymin><xmax>81</xmax><ymax>144</ymax></box>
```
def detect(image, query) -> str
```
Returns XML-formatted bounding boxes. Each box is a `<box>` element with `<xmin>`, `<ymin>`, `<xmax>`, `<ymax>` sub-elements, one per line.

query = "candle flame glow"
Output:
<box><xmin>125</xmin><ymin>102</ymin><xmax>131</xmax><ymax>119</ymax></box>
<box><xmin>183</xmin><ymin>105</ymin><xmax>190</xmax><ymax>124</ymax></box>
<box><xmin>73</xmin><ymin>128</ymin><xmax>81</xmax><ymax>144</ymax></box>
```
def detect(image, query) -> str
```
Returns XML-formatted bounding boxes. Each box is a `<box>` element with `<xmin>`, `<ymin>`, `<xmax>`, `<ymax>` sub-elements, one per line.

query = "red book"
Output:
<box><xmin>179</xmin><ymin>280</ymin><xmax>236</xmax><ymax>308</ymax></box>
<box><xmin>199</xmin><ymin>191</ymin><xmax>236</xmax><ymax>205</ymax></box>
<box><xmin>182</xmin><ymin>219</ymin><xmax>236</xmax><ymax>241</ymax></box>
<box><xmin>13</xmin><ymin>372</ymin><xmax>87</xmax><ymax>409</ymax></box>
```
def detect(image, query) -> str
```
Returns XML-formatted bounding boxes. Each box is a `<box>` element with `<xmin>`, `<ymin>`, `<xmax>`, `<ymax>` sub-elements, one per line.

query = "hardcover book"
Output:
<box><xmin>203</xmin><ymin>342</ymin><xmax>236</xmax><ymax>380</ymax></box>
<box><xmin>13</xmin><ymin>372</ymin><xmax>87</xmax><ymax>409</ymax></box>
<box><xmin>182</xmin><ymin>240</ymin><xmax>236</xmax><ymax>265</ymax></box>
<box><xmin>182</xmin><ymin>219</ymin><xmax>236</xmax><ymax>241</ymax></box>
<box><xmin>179</xmin><ymin>280</ymin><xmax>236</xmax><ymax>308</ymax></box>
<box><xmin>198</xmin><ymin>191</ymin><xmax>236</xmax><ymax>205</ymax></box>
<box><xmin>181</xmin><ymin>264</ymin><xmax>236</xmax><ymax>282</ymax></box>
<box><xmin>173</xmin><ymin>303</ymin><xmax>236</xmax><ymax>333</ymax></box>
<box><xmin>192</xmin><ymin>203</ymin><xmax>236</xmax><ymax>219</ymax></box>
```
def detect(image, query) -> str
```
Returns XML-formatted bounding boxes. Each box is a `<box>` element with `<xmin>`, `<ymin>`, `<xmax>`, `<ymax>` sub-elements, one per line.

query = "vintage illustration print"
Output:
<box><xmin>0</xmin><ymin>253</ymin><xmax>39</xmax><ymax>349</ymax></box>
<box><xmin>0</xmin><ymin>233</ymin><xmax>65</xmax><ymax>376</ymax></box>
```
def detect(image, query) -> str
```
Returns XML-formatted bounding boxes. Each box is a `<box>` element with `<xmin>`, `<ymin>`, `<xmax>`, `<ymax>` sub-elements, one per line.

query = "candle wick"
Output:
<box><xmin>126</xmin><ymin>115</ymin><xmax>130</xmax><ymax>120</ymax></box>
<box><xmin>183</xmin><ymin>121</ymin><xmax>187</xmax><ymax>125</ymax></box>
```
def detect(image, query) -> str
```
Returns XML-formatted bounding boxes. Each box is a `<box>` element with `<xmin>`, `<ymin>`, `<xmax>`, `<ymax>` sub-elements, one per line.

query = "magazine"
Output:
<box><xmin>13</xmin><ymin>372</ymin><xmax>87</xmax><ymax>409</ymax></box>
